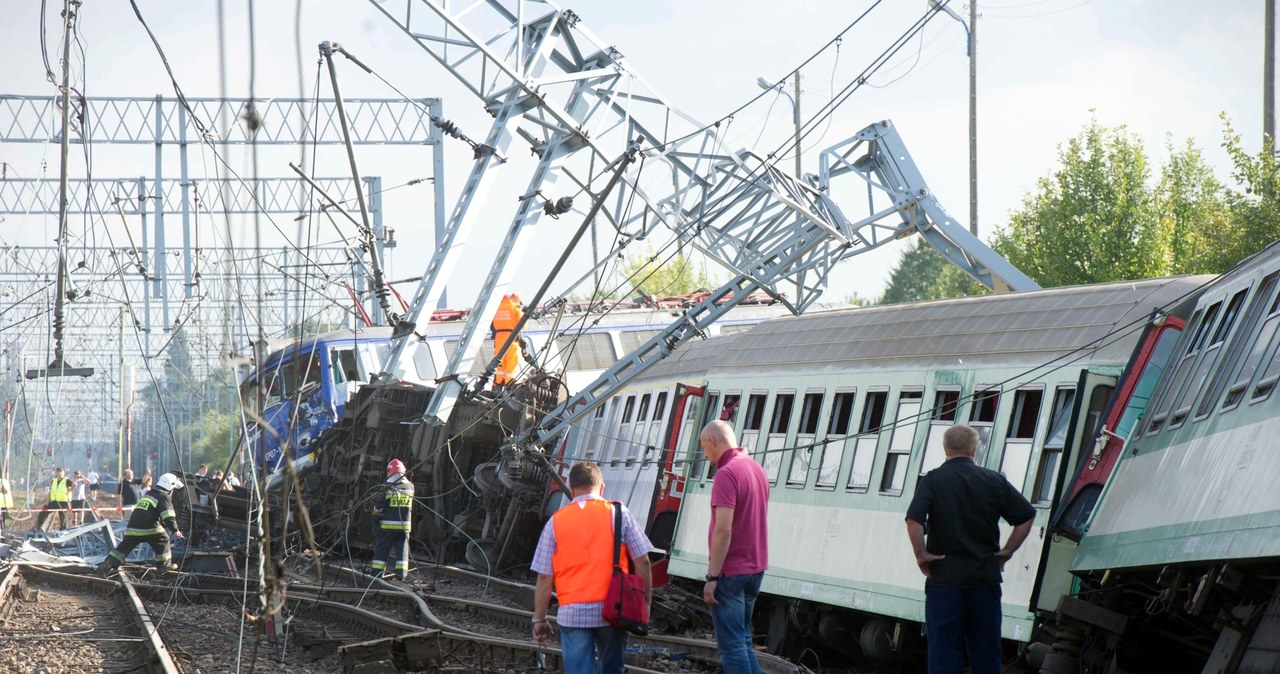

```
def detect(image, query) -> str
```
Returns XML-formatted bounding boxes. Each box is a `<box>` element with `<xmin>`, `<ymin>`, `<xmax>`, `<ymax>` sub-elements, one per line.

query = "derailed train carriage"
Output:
<box><xmin>291</xmin><ymin>242</ymin><xmax>1280</xmax><ymax>672</ymax></box>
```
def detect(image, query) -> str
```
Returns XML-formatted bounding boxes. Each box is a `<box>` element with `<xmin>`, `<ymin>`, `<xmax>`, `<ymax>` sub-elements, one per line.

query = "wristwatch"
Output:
<box><xmin>705</xmin><ymin>573</ymin><xmax>721</xmax><ymax>582</ymax></box>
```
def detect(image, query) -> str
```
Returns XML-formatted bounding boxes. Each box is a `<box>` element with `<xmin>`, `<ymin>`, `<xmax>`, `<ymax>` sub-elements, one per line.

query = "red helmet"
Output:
<box><xmin>387</xmin><ymin>459</ymin><xmax>407</xmax><ymax>477</ymax></box>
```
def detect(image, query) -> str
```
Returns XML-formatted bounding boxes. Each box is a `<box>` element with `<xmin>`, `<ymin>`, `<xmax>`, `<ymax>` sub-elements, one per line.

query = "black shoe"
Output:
<box><xmin>155</xmin><ymin>563</ymin><xmax>178</xmax><ymax>573</ymax></box>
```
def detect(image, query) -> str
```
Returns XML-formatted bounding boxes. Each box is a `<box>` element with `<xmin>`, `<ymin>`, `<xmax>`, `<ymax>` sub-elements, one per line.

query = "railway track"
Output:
<box><xmin>0</xmin><ymin>564</ymin><xmax>180</xmax><ymax>673</ymax></box>
<box><xmin>203</xmin><ymin>563</ymin><xmax>810</xmax><ymax>673</ymax></box>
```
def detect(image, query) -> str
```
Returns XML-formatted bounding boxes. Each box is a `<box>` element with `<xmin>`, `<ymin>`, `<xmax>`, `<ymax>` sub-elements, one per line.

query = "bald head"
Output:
<box><xmin>943</xmin><ymin>424</ymin><xmax>980</xmax><ymax>458</ymax></box>
<box><xmin>699</xmin><ymin>420</ymin><xmax>737</xmax><ymax>463</ymax></box>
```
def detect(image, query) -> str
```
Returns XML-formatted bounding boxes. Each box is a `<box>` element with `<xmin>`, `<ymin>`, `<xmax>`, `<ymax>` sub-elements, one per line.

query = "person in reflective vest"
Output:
<box><xmin>104</xmin><ymin>473</ymin><xmax>186</xmax><ymax>573</ymax></box>
<box><xmin>489</xmin><ymin>293</ymin><xmax>524</xmax><ymax>387</ymax></box>
<box><xmin>36</xmin><ymin>467</ymin><xmax>74</xmax><ymax>531</ymax></box>
<box><xmin>0</xmin><ymin>477</ymin><xmax>13</xmax><ymax>530</ymax></box>
<box><xmin>372</xmin><ymin>459</ymin><xmax>414</xmax><ymax>580</ymax></box>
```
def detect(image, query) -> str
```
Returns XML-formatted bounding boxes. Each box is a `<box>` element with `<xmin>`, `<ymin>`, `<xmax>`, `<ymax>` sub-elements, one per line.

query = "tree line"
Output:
<box><xmin>880</xmin><ymin>116</ymin><xmax>1280</xmax><ymax>304</ymax></box>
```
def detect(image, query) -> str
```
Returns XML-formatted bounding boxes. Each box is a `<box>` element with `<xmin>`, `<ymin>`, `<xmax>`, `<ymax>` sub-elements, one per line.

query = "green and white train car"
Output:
<box><xmin>1071</xmin><ymin>243</ymin><xmax>1280</xmax><ymax>673</ymax></box>
<box><xmin>655</xmin><ymin>277</ymin><xmax>1204</xmax><ymax>662</ymax></box>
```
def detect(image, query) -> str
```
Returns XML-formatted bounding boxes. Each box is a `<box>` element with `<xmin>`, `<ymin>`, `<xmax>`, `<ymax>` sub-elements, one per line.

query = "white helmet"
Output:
<box><xmin>156</xmin><ymin>473</ymin><xmax>184</xmax><ymax>492</ymax></box>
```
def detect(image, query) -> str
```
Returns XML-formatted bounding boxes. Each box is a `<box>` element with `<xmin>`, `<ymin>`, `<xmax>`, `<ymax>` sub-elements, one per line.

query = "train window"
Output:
<box><xmin>410</xmin><ymin>343</ymin><xmax>437</xmax><ymax>383</ymax></box>
<box><xmin>787</xmin><ymin>393</ymin><xmax>824</xmax><ymax>487</ymax></box>
<box><xmin>637</xmin><ymin>394</ymin><xmax>652</xmax><ymax>422</ymax></box>
<box><xmin>880</xmin><ymin>390</ymin><xmax>923</xmax><ymax>495</ymax></box>
<box><xmin>654</xmin><ymin>392</ymin><xmax>668</xmax><ymax>421</ymax></box>
<box><xmin>1227</xmin><ymin>284</ymin><xmax>1280</xmax><ymax>409</ymax></box>
<box><xmin>828</xmin><ymin>391</ymin><xmax>856</xmax><ymax>436</ymax></box>
<box><xmin>741</xmin><ymin>393</ymin><xmax>768</xmax><ymax>455</ymax></box>
<box><xmin>968</xmin><ymin>388</ymin><xmax>1000</xmax><ymax>466</ymax></box>
<box><xmin>1202</xmin><ymin>275</ymin><xmax>1278</xmax><ymax>416</ymax></box>
<box><xmin>696</xmin><ymin>393</ymin><xmax>721</xmax><ymax>481</ymax></box>
<box><xmin>817</xmin><ymin>390</ymin><xmax>855</xmax><ymax>489</ymax></box>
<box><xmin>763</xmin><ymin>393</ymin><xmax>795</xmax><ymax>483</ymax></box>
<box><xmin>619</xmin><ymin>330</ymin><xmax>660</xmax><ymax>354</ymax></box>
<box><xmin>721</xmin><ymin>394</ymin><xmax>741</xmax><ymax>424</ymax></box>
<box><xmin>861</xmin><ymin>391</ymin><xmax>889</xmax><ymax>433</ymax></box>
<box><xmin>970</xmin><ymin>389</ymin><xmax>999</xmax><ymax>423</ymax></box>
<box><xmin>1031</xmin><ymin>387</ymin><xmax>1076</xmax><ymax>505</ymax></box>
<box><xmin>846</xmin><ymin>390</ymin><xmax>883</xmax><ymax>492</ymax></box>
<box><xmin>1006</xmin><ymin>389</ymin><xmax>1044</xmax><ymax>439</ymax></box>
<box><xmin>554</xmin><ymin>332</ymin><xmax>617</xmax><ymax>371</ymax></box>
<box><xmin>330</xmin><ymin>348</ymin><xmax>360</xmax><ymax>385</ymax></box>
<box><xmin>1149</xmin><ymin>304</ymin><xmax>1217</xmax><ymax>430</ymax></box>
<box><xmin>1172</xmin><ymin>290</ymin><xmax>1246</xmax><ymax>426</ymax></box>
<box><xmin>1000</xmin><ymin>389</ymin><xmax>1043</xmax><ymax>493</ymax></box>
<box><xmin>932</xmin><ymin>390</ymin><xmax>960</xmax><ymax>422</ymax></box>
<box><xmin>920</xmin><ymin>388</ymin><xmax>962</xmax><ymax>476</ymax></box>
<box><xmin>621</xmin><ymin>396</ymin><xmax>636</xmax><ymax>424</ymax></box>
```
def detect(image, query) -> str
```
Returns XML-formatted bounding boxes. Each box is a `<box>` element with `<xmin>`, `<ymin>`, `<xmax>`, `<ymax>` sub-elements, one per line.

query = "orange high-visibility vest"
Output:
<box><xmin>551</xmin><ymin>498</ymin><xmax>629</xmax><ymax>605</ymax></box>
<box><xmin>490</xmin><ymin>294</ymin><xmax>524</xmax><ymax>386</ymax></box>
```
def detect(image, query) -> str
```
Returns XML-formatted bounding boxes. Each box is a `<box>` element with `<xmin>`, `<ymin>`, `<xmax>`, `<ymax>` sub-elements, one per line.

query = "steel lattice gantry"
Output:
<box><xmin>365</xmin><ymin>0</ymin><xmax>1037</xmax><ymax>429</ymax></box>
<box><xmin>0</xmin><ymin>95</ymin><xmax>447</xmax><ymax>444</ymax></box>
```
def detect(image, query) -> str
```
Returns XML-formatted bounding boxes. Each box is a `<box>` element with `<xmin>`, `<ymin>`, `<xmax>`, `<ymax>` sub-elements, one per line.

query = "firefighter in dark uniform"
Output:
<box><xmin>103</xmin><ymin>472</ymin><xmax>185</xmax><ymax>572</ymax></box>
<box><xmin>372</xmin><ymin>459</ymin><xmax>414</xmax><ymax>579</ymax></box>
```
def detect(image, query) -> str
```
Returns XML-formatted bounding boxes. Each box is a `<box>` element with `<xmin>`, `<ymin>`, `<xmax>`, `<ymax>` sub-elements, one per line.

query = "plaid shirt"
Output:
<box><xmin>530</xmin><ymin>494</ymin><xmax>653</xmax><ymax>628</ymax></box>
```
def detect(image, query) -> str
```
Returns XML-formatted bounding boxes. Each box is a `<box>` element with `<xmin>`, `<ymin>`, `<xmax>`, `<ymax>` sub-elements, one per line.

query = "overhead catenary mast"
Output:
<box><xmin>27</xmin><ymin>0</ymin><xmax>93</xmax><ymax>380</ymax></box>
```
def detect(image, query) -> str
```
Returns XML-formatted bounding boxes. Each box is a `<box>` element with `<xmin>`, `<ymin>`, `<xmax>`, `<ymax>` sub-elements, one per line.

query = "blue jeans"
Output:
<box><xmin>925</xmin><ymin>583</ymin><xmax>1003</xmax><ymax>674</ymax></box>
<box><xmin>559</xmin><ymin>624</ymin><xmax>627</xmax><ymax>674</ymax></box>
<box><xmin>711</xmin><ymin>572</ymin><xmax>764</xmax><ymax>674</ymax></box>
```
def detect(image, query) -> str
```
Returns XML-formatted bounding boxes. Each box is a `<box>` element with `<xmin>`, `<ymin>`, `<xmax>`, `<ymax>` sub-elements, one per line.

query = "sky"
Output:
<box><xmin>0</xmin><ymin>0</ymin><xmax>1269</xmax><ymax>325</ymax></box>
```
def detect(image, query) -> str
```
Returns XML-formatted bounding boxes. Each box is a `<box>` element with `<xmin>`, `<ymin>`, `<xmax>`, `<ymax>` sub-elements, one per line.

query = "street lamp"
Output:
<box><xmin>757</xmin><ymin>75</ymin><xmax>803</xmax><ymax>179</ymax></box>
<box><xmin>930</xmin><ymin>0</ymin><xmax>977</xmax><ymax>237</ymax></box>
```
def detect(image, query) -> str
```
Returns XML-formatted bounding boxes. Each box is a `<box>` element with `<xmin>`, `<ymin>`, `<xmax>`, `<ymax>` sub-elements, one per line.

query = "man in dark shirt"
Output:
<box><xmin>905</xmin><ymin>424</ymin><xmax>1036</xmax><ymax>674</ymax></box>
<box><xmin>118</xmin><ymin>468</ymin><xmax>144</xmax><ymax>508</ymax></box>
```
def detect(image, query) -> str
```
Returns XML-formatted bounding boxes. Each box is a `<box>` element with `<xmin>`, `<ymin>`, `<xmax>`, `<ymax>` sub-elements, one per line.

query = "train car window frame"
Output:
<box><xmin>968</xmin><ymin>387</ymin><xmax>1000</xmax><ymax>467</ymax></box>
<box><xmin>845</xmin><ymin>387</ymin><xmax>887</xmax><ymax>492</ymax></box>
<box><xmin>1225</xmin><ymin>278</ymin><xmax>1280</xmax><ymax>411</ymax></box>
<box><xmin>919</xmin><ymin>387</ymin><xmax>962</xmax><ymax>477</ymax></box>
<box><xmin>696</xmin><ymin>391</ymin><xmax>722</xmax><ymax>482</ymax></box>
<box><xmin>1146</xmin><ymin>304</ymin><xmax>1216</xmax><ymax>434</ymax></box>
<box><xmin>1171</xmin><ymin>289</ymin><xmax>1246</xmax><ymax>428</ymax></box>
<box><xmin>786</xmin><ymin>391</ymin><xmax>825</xmax><ymax>488</ymax></box>
<box><xmin>1031</xmin><ymin>386</ymin><xmax>1076</xmax><ymax>506</ymax></box>
<box><xmin>879</xmin><ymin>389</ymin><xmax>923</xmax><ymax>496</ymax></box>
<box><xmin>1200</xmin><ymin>274</ymin><xmax>1278</xmax><ymax>418</ymax></box>
<box><xmin>762</xmin><ymin>391</ymin><xmax>796</xmax><ymax>484</ymax></box>
<box><xmin>1000</xmin><ymin>386</ymin><xmax>1045</xmax><ymax>494</ymax></box>
<box><xmin>740</xmin><ymin>392</ymin><xmax>769</xmax><ymax>456</ymax></box>
<box><xmin>817</xmin><ymin>388</ymin><xmax>857</xmax><ymax>490</ymax></box>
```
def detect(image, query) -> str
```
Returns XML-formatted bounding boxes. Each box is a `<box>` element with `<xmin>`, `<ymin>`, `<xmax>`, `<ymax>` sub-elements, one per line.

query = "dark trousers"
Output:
<box><xmin>372</xmin><ymin>529</ymin><xmax>410</xmax><ymax>578</ymax></box>
<box><xmin>107</xmin><ymin>533</ymin><xmax>172</xmax><ymax>567</ymax></box>
<box><xmin>925</xmin><ymin>583</ymin><xmax>1003</xmax><ymax>674</ymax></box>
<box><xmin>35</xmin><ymin>500</ymin><xmax>70</xmax><ymax>530</ymax></box>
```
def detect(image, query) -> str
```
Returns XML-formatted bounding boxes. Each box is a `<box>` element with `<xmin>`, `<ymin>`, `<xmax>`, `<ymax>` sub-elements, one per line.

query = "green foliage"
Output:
<box><xmin>990</xmin><ymin>118</ymin><xmax>1169</xmax><ymax>286</ymax></box>
<box><xmin>1218</xmin><ymin>116</ymin><xmax>1280</xmax><ymax>270</ymax></box>
<box><xmin>880</xmin><ymin>238</ymin><xmax>987</xmax><ymax>305</ymax></box>
<box><xmin>620</xmin><ymin>247</ymin><xmax>719</xmax><ymax>298</ymax></box>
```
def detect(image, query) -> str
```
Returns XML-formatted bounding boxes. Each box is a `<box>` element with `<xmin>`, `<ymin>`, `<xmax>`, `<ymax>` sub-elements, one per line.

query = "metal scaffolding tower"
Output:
<box><xmin>0</xmin><ymin>94</ymin><xmax>446</xmax><ymax>455</ymax></box>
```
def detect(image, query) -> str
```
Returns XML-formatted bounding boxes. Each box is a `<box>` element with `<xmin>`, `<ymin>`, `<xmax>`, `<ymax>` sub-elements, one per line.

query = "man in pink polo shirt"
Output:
<box><xmin>699</xmin><ymin>420</ymin><xmax>769</xmax><ymax>674</ymax></box>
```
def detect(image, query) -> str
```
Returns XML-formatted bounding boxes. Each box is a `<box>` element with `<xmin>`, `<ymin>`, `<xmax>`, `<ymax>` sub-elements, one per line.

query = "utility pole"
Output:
<box><xmin>1267</xmin><ymin>0</ymin><xmax>1276</xmax><ymax>147</ymax></box>
<box><xmin>793</xmin><ymin>72</ymin><xmax>803</xmax><ymax>178</ymax></box>
<box><xmin>969</xmin><ymin>0</ymin><xmax>978</xmax><ymax>237</ymax></box>
<box><xmin>27</xmin><ymin>0</ymin><xmax>93</xmax><ymax>380</ymax></box>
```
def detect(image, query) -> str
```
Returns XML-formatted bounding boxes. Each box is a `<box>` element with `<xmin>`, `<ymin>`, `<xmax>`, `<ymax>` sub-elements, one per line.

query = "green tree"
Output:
<box><xmin>619</xmin><ymin>246</ymin><xmax>718</xmax><ymax>298</ymax></box>
<box><xmin>1156</xmin><ymin>136</ymin><xmax>1233</xmax><ymax>274</ymax></box>
<box><xmin>991</xmin><ymin>119</ymin><xmax>1168</xmax><ymax>286</ymax></box>
<box><xmin>1220</xmin><ymin>116</ymin><xmax>1280</xmax><ymax>269</ymax></box>
<box><xmin>879</xmin><ymin>237</ymin><xmax>986</xmax><ymax>305</ymax></box>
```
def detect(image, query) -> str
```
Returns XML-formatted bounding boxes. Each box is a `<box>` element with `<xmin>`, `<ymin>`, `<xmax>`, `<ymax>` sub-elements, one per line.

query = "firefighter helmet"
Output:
<box><xmin>156</xmin><ymin>473</ymin><xmax>184</xmax><ymax>492</ymax></box>
<box><xmin>387</xmin><ymin>459</ymin><xmax>407</xmax><ymax>477</ymax></box>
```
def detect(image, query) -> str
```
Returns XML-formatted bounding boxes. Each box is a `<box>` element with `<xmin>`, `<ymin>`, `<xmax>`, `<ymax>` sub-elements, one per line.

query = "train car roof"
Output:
<box><xmin>708</xmin><ymin>276</ymin><xmax>1212</xmax><ymax>376</ymax></box>
<box><xmin>254</xmin><ymin>303</ymin><xmax>794</xmax><ymax>367</ymax></box>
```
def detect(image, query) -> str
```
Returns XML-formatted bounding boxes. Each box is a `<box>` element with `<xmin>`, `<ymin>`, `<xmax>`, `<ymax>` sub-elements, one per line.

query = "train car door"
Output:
<box><xmin>1029</xmin><ymin>369</ymin><xmax>1116</xmax><ymax>612</ymax></box>
<box><xmin>649</xmin><ymin>384</ymin><xmax>705</xmax><ymax>587</ymax></box>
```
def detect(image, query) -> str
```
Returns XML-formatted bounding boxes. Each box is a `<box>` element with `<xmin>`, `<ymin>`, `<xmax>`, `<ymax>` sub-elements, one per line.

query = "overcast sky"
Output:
<box><xmin>0</xmin><ymin>0</ymin><xmax>1269</xmax><ymax>312</ymax></box>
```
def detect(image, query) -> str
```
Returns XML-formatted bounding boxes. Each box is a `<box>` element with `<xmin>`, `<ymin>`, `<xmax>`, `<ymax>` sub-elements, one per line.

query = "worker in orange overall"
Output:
<box><xmin>490</xmin><ymin>293</ymin><xmax>524</xmax><ymax>387</ymax></box>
